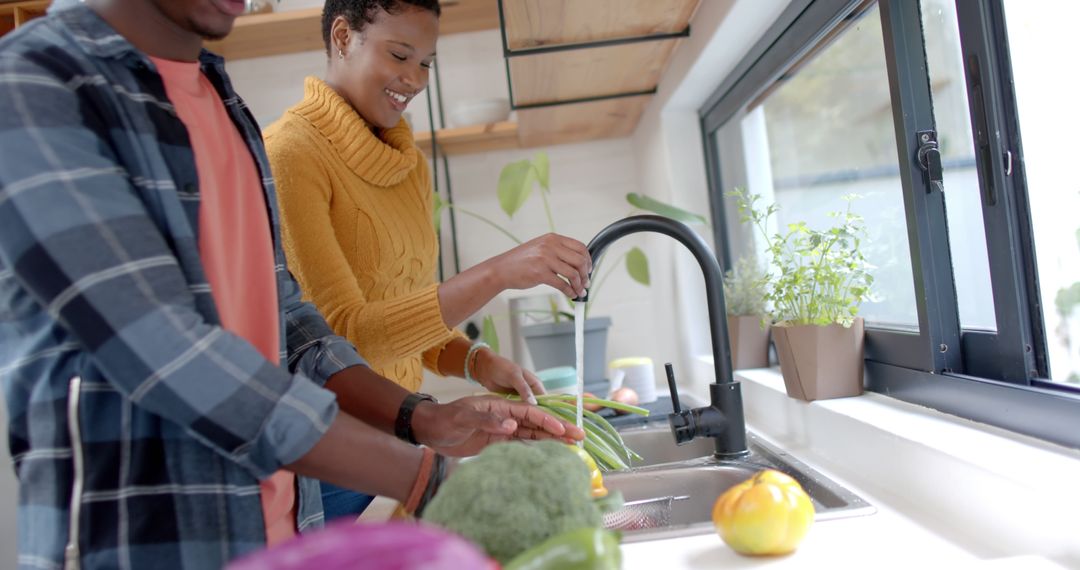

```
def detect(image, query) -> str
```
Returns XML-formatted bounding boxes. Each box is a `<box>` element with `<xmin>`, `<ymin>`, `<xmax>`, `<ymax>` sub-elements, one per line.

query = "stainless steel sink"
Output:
<box><xmin>618</xmin><ymin>424</ymin><xmax>716</xmax><ymax>468</ymax></box>
<box><xmin>605</xmin><ymin>427</ymin><xmax>875</xmax><ymax>542</ymax></box>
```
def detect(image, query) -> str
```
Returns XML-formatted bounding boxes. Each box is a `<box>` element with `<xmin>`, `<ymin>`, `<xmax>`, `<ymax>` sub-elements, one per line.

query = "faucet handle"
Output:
<box><xmin>665</xmin><ymin>362</ymin><xmax>681</xmax><ymax>413</ymax></box>
<box><xmin>666</xmin><ymin>362</ymin><xmax>695</xmax><ymax>445</ymax></box>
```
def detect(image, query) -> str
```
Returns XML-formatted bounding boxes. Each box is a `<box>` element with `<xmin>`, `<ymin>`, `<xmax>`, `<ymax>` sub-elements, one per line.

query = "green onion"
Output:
<box><xmin>505</xmin><ymin>392</ymin><xmax>648</xmax><ymax>471</ymax></box>
<box><xmin>540</xmin><ymin>400</ymin><xmax>643</xmax><ymax>463</ymax></box>
<box><xmin>545</xmin><ymin>405</ymin><xmax>627</xmax><ymax>470</ymax></box>
<box><xmin>536</xmin><ymin>393</ymin><xmax>649</xmax><ymax>416</ymax></box>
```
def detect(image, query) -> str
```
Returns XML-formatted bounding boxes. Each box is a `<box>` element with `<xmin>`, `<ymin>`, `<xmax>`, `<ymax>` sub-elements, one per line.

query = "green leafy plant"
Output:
<box><xmin>1054</xmin><ymin>226</ymin><xmax>1080</xmax><ymax>385</ymax></box>
<box><xmin>723</xmin><ymin>256</ymin><xmax>768</xmax><ymax>317</ymax></box>
<box><xmin>1055</xmin><ymin>228</ymin><xmax>1080</xmax><ymax>320</ymax></box>
<box><xmin>730</xmin><ymin>188</ymin><xmax>873</xmax><ymax>327</ymax></box>
<box><xmin>434</xmin><ymin>151</ymin><xmax>704</xmax><ymax>350</ymax></box>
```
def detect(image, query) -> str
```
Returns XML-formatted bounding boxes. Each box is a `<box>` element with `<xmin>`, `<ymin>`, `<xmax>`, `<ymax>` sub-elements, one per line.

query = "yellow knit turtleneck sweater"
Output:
<box><xmin>264</xmin><ymin>76</ymin><xmax>457</xmax><ymax>391</ymax></box>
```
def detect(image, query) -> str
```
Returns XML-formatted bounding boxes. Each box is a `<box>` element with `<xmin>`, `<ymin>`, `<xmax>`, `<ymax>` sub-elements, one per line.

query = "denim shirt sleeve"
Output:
<box><xmin>281</xmin><ymin>266</ymin><xmax>369</xmax><ymax>384</ymax></box>
<box><xmin>0</xmin><ymin>49</ymin><xmax>336</xmax><ymax>480</ymax></box>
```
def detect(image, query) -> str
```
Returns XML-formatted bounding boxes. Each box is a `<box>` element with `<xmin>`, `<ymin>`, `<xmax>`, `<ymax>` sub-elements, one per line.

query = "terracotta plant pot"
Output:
<box><xmin>772</xmin><ymin>317</ymin><xmax>865</xmax><ymax>401</ymax></box>
<box><xmin>727</xmin><ymin>315</ymin><xmax>770</xmax><ymax>370</ymax></box>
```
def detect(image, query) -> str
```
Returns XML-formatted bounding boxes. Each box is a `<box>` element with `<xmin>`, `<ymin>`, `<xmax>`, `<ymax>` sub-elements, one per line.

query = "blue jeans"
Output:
<box><xmin>320</xmin><ymin>481</ymin><xmax>375</xmax><ymax>521</ymax></box>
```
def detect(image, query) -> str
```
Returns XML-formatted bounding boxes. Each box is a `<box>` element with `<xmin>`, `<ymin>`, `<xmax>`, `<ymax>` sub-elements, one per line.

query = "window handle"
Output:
<box><xmin>966</xmin><ymin>55</ymin><xmax>997</xmax><ymax>206</ymax></box>
<box><xmin>917</xmin><ymin>130</ymin><xmax>943</xmax><ymax>193</ymax></box>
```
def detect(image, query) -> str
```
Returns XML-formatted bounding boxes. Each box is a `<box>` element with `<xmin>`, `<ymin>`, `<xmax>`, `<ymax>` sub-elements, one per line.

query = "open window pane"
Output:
<box><xmin>717</xmin><ymin>4</ymin><xmax>918</xmax><ymax>328</ymax></box>
<box><xmin>920</xmin><ymin>0</ymin><xmax>996</xmax><ymax>331</ymax></box>
<box><xmin>1002</xmin><ymin>0</ymin><xmax>1080</xmax><ymax>384</ymax></box>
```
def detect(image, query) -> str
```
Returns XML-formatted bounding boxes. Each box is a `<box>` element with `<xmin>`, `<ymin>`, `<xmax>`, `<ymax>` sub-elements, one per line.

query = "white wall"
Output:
<box><xmin>224</xmin><ymin>12</ymin><xmax>671</xmax><ymax>378</ymax></box>
<box><xmin>632</xmin><ymin>0</ymin><xmax>793</xmax><ymax>396</ymax></box>
<box><xmin>439</xmin><ymin>137</ymin><xmax>662</xmax><ymax>371</ymax></box>
<box><xmin>224</xmin><ymin>26</ymin><xmax>513</xmax><ymax>133</ymax></box>
<box><xmin>222</xmin><ymin>1</ymin><xmax>806</xmax><ymax>397</ymax></box>
<box><xmin>224</xmin><ymin>1</ymin><xmax>810</xmax><ymax>398</ymax></box>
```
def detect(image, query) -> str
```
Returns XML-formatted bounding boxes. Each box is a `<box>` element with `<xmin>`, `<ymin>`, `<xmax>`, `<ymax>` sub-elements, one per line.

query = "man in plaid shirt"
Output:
<box><xmin>0</xmin><ymin>1</ymin><xmax>583</xmax><ymax>568</ymax></box>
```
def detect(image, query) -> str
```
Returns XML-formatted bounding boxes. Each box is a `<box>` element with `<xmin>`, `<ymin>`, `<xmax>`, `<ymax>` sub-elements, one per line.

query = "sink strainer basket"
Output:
<box><xmin>602</xmin><ymin>495</ymin><xmax>689</xmax><ymax>531</ymax></box>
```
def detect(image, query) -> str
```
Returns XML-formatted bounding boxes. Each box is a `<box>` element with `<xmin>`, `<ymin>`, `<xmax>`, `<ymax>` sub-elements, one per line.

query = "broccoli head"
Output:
<box><xmin>421</xmin><ymin>440</ymin><xmax>601</xmax><ymax>564</ymax></box>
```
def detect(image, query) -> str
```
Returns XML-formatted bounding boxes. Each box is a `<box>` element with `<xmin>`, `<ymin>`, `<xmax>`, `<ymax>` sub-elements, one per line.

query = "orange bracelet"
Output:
<box><xmin>403</xmin><ymin>447</ymin><xmax>435</xmax><ymax>514</ymax></box>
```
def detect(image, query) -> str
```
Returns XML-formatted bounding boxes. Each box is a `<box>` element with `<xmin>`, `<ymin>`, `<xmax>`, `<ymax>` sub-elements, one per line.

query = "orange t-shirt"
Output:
<box><xmin>152</xmin><ymin>56</ymin><xmax>295</xmax><ymax>546</ymax></box>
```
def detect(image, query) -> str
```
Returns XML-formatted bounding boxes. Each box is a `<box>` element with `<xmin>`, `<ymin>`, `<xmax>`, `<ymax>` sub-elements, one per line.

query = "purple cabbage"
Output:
<box><xmin>227</xmin><ymin>520</ymin><xmax>497</xmax><ymax>570</ymax></box>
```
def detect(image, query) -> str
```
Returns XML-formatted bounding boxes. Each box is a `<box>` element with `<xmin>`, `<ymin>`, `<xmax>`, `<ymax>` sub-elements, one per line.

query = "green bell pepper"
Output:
<box><xmin>503</xmin><ymin>527</ymin><xmax>622</xmax><ymax>570</ymax></box>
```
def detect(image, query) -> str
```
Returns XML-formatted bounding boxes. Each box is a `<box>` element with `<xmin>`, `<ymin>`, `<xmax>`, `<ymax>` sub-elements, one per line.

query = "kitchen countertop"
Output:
<box><xmin>626</xmin><ymin>364</ymin><xmax>1080</xmax><ymax>570</ymax></box>
<box><xmin>618</xmin><ymin>427</ymin><xmax>1064</xmax><ymax>570</ymax></box>
<box><xmin>413</xmin><ymin>371</ymin><xmax>1079</xmax><ymax>569</ymax></box>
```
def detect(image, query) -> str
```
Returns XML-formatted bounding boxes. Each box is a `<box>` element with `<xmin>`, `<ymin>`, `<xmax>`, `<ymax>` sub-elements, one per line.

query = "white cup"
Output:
<box><xmin>608</xmin><ymin>357</ymin><xmax>658</xmax><ymax>404</ymax></box>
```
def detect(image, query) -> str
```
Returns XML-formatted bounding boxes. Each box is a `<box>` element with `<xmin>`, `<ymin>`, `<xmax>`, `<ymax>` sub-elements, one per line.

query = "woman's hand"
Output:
<box><xmin>471</xmin><ymin>348</ymin><xmax>545</xmax><ymax>405</ymax></box>
<box><xmin>436</xmin><ymin>234</ymin><xmax>592</xmax><ymax>328</ymax></box>
<box><xmin>489</xmin><ymin>233</ymin><xmax>592</xmax><ymax>299</ymax></box>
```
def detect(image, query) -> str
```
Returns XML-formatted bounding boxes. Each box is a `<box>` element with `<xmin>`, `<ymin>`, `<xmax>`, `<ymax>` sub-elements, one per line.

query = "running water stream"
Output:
<box><xmin>574</xmin><ymin>302</ymin><xmax>586</xmax><ymax>441</ymax></box>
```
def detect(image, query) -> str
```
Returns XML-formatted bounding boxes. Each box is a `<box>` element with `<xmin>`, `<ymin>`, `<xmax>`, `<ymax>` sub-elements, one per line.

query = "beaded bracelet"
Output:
<box><xmin>463</xmin><ymin>341</ymin><xmax>490</xmax><ymax>384</ymax></box>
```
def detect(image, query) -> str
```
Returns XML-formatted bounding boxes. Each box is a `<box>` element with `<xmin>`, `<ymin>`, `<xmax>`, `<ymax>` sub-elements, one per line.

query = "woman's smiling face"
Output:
<box><xmin>328</xmin><ymin>5</ymin><xmax>438</xmax><ymax>129</ymax></box>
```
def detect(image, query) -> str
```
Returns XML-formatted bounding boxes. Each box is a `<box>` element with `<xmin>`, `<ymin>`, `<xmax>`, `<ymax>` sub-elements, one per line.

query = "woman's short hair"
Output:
<box><xmin>321</xmin><ymin>0</ymin><xmax>441</xmax><ymax>54</ymax></box>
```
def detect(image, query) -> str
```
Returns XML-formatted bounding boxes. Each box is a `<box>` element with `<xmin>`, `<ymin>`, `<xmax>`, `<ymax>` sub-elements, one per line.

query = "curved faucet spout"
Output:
<box><xmin>580</xmin><ymin>214</ymin><xmax>747</xmax><ymax>458</ymax></box>
<box><xmin>581</xmin><ymin>214</ymin><xmax>734</xmax><ymax>388</ymax></box>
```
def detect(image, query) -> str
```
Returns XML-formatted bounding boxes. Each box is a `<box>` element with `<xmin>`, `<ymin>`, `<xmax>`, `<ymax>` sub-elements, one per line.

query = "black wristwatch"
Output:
<box><xmin>395</xmin><ymin>392</ymin><xmax>437</xmax><ymax>445</ymax></box>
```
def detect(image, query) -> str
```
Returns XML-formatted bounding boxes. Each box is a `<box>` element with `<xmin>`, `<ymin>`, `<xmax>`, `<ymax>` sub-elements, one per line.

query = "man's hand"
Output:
<box><xmin>411</xmin><ymin>395</ymin><xmax>585</xmax><ymax>457</ymax></box>
<box><xmin>472</xmin><ymin>348</ymin><xmax>545</xmax><ymax>404</ymax></box>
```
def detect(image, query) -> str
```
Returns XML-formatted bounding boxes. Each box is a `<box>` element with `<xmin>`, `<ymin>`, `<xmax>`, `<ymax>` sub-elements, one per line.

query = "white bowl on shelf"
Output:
<box><xmin>447</xmin><ymin>98</ymin><xmax>511</xmax><ymax>128</ymax></box>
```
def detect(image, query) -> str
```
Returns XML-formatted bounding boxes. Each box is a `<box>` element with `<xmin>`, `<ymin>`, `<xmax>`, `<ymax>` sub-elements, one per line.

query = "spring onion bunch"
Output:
<box><xmin>508</xmin><ymin>393</ymin><xmax>648</xmax><ymax>471</ymax></box>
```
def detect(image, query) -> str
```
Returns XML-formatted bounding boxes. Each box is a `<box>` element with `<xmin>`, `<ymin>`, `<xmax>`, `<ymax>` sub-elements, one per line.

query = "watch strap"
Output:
<box><xmin>395</xmin><ymin>392</ymin><xmax>436</xmax><ymax>445</ymax></box>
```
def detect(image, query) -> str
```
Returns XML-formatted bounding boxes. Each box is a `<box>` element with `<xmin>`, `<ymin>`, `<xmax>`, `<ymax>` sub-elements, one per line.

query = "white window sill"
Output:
<box><xmin>690</xmin><ymin>358</ymin><xmax>1080</xmax><ymax>566</ymax></box>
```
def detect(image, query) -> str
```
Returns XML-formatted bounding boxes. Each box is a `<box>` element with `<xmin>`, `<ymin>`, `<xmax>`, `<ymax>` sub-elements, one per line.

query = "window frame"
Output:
<box><xmin>699</xmin><ymin>0</ymin><xmax>1080</xmax><ymax>449</ymax></box>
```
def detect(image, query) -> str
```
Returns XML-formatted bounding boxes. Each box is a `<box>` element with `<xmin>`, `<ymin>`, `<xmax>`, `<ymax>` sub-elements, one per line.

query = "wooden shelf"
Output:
<box><xmin>502</xmin><ymin>0</ymin><xmax>699</xmax><ymax>50</ymax></box>
<box><xmin>517</xmin><ymin>95</ymin><xmax>652</xmax><ymax>148</ymax></box>
<box><xmin>204</xmin><ymin>7</ymin><xmax>323</xmax><ymax>60</ymax></box>
<box><xmin>415</xmin><ymin>120</ymin><xmax>520</xmax><ymax>157</ymax></box>
<box><xmin>508</xmin><ymin>40</ymin><xmax>679</xmax><ymax>107</ymax></box>
<box><xmin>499</xmin><ymin>0</ymin><xmax>700</xmax><ymax>149</ymax></box>
<box><xmin>205</xmin><ymin>0</ymin><xmax>499</xmax><ymax>61</ymax></box>
<box><xmin>413</xmin><ymin>96</ymin><xmax>653</xmax><ymax>157</ymax></box>
<box><xmin>438</xmin><ymin>0</ymin><xmax>500</xmax><ymax>36</ymax></box>
<box><xmin>0</xmin><ymin>0</ymin><xmax>48</xmax><ymax>37</ymax></box>
<box><xmin>2</xmin><ymin>1</ymin><xmax>687</xmax><ymax>153</ymax></box>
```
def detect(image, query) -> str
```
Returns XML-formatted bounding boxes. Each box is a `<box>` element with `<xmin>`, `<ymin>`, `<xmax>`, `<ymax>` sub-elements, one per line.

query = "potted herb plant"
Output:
<box><xmin>723</xmin><ymin>256</ymin><xmax>770</xmax><ymax>370</ymax></box>
<box><xmin>434</xmin><ymin>151</ymin><xmax>705</xmax><ymax>383</ymax></box>
<box><xmin>730</xmin><ymin>189</ymin><xmax>874</xmax><ymax>401</ymax></box>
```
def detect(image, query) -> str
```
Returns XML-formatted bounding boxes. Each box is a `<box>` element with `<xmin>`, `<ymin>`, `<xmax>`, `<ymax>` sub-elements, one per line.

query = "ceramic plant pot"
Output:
<box><xmin>727</xmin><ymin>315</ymin><xmax>770</xmax><ymax>370</ymax></box>
<box><xmin>772</xmin><ymin>317</ymin><xmax>865</xmax><ymax>401</ymax></box>
<box><xmin>521</xmin><ymin>317</ymin><xmax>612</xmax><ymax>383</ymax></box>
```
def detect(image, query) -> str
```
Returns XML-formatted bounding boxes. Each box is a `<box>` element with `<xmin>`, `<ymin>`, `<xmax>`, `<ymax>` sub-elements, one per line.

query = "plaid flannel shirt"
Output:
<box><xmin>0</xmin><ymin>7</ymin><xmax>368</xmax><ymax>569</ymax></box>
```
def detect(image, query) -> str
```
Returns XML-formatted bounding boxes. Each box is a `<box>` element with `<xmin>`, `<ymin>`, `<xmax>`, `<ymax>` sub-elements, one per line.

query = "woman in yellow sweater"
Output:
<box><xmin>265</xmin><ymin>0</ymin><xmax>593</xmax><ymax>519</ymax></box>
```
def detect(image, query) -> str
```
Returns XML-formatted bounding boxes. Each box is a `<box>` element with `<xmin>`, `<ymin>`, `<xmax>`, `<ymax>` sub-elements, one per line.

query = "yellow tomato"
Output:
<box><xmin>712</xmin><ymin>469</ymin><xmax>815</xmax><ymax>556</ymax></box>
<box><xmin>566</xmin><ymin>444</ymin><xmax>607</xmax><ymax>498</ymax></box>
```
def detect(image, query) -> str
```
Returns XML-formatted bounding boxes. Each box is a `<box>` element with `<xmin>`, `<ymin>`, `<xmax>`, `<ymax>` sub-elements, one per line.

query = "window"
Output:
<box><xmin>999</xmin><ymin>0</ymin><xmax>1080</xmax><ymax>384</ymax></box>
<box><xmin>714</xmin><ymin>4</ymin><xmax>919</xmax><ymax>329</ymax></box>
<box><xmin>701</xmin><ymin>0</ymin><xmax>1080</xmax><ymax>448</ymax></box>
<box><xmin>920</xmin><ymin>0</ymin><xmax>995</xmax><ymax>331</ymax></box>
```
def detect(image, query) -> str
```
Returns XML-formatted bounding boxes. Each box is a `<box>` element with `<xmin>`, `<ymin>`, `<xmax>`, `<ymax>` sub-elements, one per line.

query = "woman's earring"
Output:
<box><xmin>338</xmin><ymin>48</ymin><xmax>345</xmax><ymax>60</ymax></box>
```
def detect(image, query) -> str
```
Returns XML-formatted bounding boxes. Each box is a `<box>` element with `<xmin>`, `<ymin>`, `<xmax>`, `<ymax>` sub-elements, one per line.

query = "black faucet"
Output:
<box><xmin>579</xmin><ymin>215</ymin><xmax>748</xmax><ymax>459</ymax></box>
